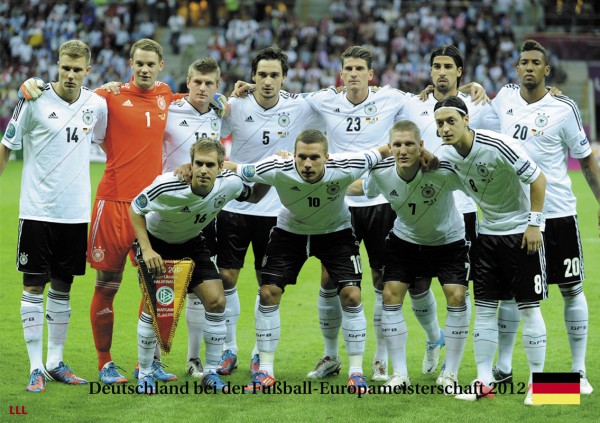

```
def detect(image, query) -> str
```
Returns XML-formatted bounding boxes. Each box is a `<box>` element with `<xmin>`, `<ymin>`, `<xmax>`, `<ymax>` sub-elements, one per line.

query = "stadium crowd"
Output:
<box><xmin>0</xmin><ymin>0</ymin><xmax>563</xmax><ymax>124</ymax></box>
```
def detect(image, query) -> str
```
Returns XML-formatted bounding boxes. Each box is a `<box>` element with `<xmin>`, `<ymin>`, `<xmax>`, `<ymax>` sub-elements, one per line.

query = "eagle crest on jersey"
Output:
<box><xmin>535</xmin><ymin>113</ymin><xmax>549</xmax><ymax>127</ymax></box>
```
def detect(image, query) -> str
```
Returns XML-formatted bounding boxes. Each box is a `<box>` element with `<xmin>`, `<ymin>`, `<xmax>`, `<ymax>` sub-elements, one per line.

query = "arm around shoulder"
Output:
<box><xmin>346</xmin><ymin>178</ymin><xmax>365</xmax><ymax>196</ymax></box>
<box><xmin>376</xmin><ymin>144</ymin><xmax>391</xmax><ymax>159</ymax></box>
<box><xmin>246</xmin><ymin>183</ymin><xmax>271</xmax><ymax>203</ymax></box>
<box><xmin>223</xmin><ymin>161</ymin><xmax>238</xmax><ymax>173</ymax></box>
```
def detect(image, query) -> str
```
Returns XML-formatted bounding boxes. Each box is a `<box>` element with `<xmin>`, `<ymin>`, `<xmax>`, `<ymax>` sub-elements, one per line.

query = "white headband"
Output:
<box><xmin>435</xmin><ymin>106</ymin><xmax>467</xmax><ymax>115</ymax></box>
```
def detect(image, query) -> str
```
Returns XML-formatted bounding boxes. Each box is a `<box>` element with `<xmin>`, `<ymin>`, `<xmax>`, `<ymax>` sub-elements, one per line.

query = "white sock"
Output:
<box><xmin>45</xmin><ymin>288</ymin><xmax>71</xmax><ymax>371</ymax></box>
<box><xmin>496</xmin><ymin>299</ymin><xmax>520</xmax><ymax>373</ymax></box>
<box><xmin>21</xmin><ymin>292</ymin><xmax>44</xmax><ymax>373</ymax></box>
<box><xmin>465</xmin><ymin>289</ymin><xmax>472</xmax><ymax>325</ymax></box>
<box><xmin>259</xmin><ymin>352</ymin><xmax>275</xmax><ymax>377</ymax></box>
<box><xmin>410</xmin><ymin>289</ymin><xmax>440</xmax><ymax>343</ymax></box>
<box><xmin>154</xmin><ymin>343</ymin><xmax>161</xmax><ymax>361</ymax></box>
<box><xmin>251</xmin><ymin>289</ymin><xmax>260</xmax><ymax>357</ymax></box>
<box><xmin>519</xmin><ymin>303</ymin><xmax>546</xmax><ymax>384</ymax></box>
<box><xmin>203</xmin><ymin>311</ymin><xmax>226</xmax><ymax>373</ymax></box>
<box><xmin>137</xmin><ymin>312</ymin><xmax>156</xmax><ymax>376</ymax></box>
<box><xmin>342</xmin><ymin>303</ymin><xmax>366</xmax><ymax>376</ymax></box>
<box><xmin>473</xmin><ymin>301</ymin><xmax>498</xmax><ymax>386</ymax></box>
<box><xmin>186</xmin><ymin>293</ymin><xmax>204</xmax><ymax>361</ymax></box>
<box><xmin>382</xmin><ymin>303</ymin><xmax>408</xmax><ymax>377</ymax></box>
<box><xmin>560</xmin><ymin>283</ymin><xmax>588</xmax><ymax>373</ymax></box>
<box><xmin>223</xmin><ymin>288</ymin><xmax>240</xmax><ymax>354</ymax></box>
<box><xmin>318</xmin><ymin>288</ymin><xmax>341</xmax><ymax>358</ymax></box>
<box><xmin>444</xmin><ymin>304</ymin><xmax>468</xmax><ymax>375</ymax></box>
<box><xmin>373</xmin><ymin>289</ymin><xmax>387</xmax><ymax>362</ymax></box>
<box><xmin>256</xmin><ymin>303</ymin><xmax>280</xmax><ymax>376</ymax></box>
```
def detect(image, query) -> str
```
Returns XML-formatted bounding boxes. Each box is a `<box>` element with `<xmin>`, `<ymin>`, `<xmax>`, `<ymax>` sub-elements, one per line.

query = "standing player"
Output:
<box><xmin>227</xmin><ymin>129</ymin><xmax>390</xmax><ymax>393</ymax></box>
<box><xmin>86</xmin><ymin>39</ymin><xmax>175</xmax><ymax>384</ymax></box>
<box><xmin>348</xmin><ymin>120</ymin><xmax>470</xmax><ymax>391</ymax></box>
<box><xmin>397</xmin><ymin>45</ymin><xmax>485</xmax><ymax>379</ymax></box>
<box><xmin>303</xmin><ymin>46</ymin><xmax>410</xmax><ymax>381</ymax></box>
<box><xmin>483</xmin><ymin>40</ymin><xmax>600</xmax><ymax>394</ymax></box>
<box><xmin>433</xmin><ymin>96</ymin><xmax>547</xmax><ymax>406</ymax></box>
<box><xmin>130</xmin><ymin>138</ymin><xmax>266</xmax><ymax>394</ymax></box>
<box><xmin>161</xmin><ymin>57</ymin><xmax>223</xmax><ymax>379</ymax></box>
<box><xmin>0</xmin><ymin>40</ymin><xmax>107</xmax><ymax>392</ymax></box>
<box><xmin>214</xmin><ymin>47</ymin><xmax>323</xmax><ymax>375</ymax></box>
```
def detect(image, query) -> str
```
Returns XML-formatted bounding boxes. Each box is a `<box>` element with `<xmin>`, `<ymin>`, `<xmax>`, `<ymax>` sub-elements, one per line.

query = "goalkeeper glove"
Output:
<box><xmin>18</xmin><ymin>78</ymin><xmax>45</xmax><ymax>101</ymax></box>
<box><xmin>209</xmin><ymin>93</ymin><xmax>229</xmax><ymax>119</ymax></box>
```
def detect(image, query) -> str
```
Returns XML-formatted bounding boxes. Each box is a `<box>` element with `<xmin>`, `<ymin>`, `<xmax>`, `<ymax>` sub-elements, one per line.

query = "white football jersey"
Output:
<box><xmin>485</xmin><ymin>85</ymin><xmax>591</xmax><ymax>218</ymax></box>
<box><xmin>364</xmin><ymin>158</ymin><xmax>465</xmax><ymax>245</ymax></box>
<box><xmin>162</xmin><ymin>98</ymin><xmax>222</xmax><ymax>172</ymax></box>
<box><xmin>221</xmin><ymin>91</ymin><xmax>323</xmax><ymax>216</ymax></box>
<box><xmin>439</xmin><ymin>129</ymin><xmax>542</xmax><ymax>235</ymax></box>
<box><xmin>305</xmin><ymin>85</ymin><xmax>409</xmax><ymax>207</ymax></box>
<box><xmin>2</xmin><ymin>84</ymin><xmax>107</xmax><ymax>223</ymax></box>
<box><xmin>397</xmin><ymin>92</ymin><xmax>487</xmax><ymax>214</ymax></box>
<box><xmin>131</xmin><ymin>171</ymin><xmax>248</xmax><ymax>244</ymax></box>
<box><xmin>237</xmin><ymin>149</ymin><xmax>382</xmax><ymax>234</ymax></box>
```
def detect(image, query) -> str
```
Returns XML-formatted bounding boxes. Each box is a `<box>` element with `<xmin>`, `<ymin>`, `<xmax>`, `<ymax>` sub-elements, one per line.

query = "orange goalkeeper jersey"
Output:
<box><xmin>95</xmin><ymin>79</ymin><xmax>173</xmax><ymax>201</ymax></box>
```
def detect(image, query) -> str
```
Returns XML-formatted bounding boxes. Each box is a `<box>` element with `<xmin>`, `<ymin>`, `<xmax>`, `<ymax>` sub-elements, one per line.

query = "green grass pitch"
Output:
<box><xmin>0</xmin><ymin>161</ymin><xmax>597</xmax><ymax>422</ymax></box>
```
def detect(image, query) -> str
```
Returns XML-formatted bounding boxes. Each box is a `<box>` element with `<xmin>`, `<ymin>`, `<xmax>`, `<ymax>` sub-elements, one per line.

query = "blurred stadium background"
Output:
<box><xmin>1</xmin><ymin>0</ymin><xmax>599</xmax><ymax>160</ymax></box>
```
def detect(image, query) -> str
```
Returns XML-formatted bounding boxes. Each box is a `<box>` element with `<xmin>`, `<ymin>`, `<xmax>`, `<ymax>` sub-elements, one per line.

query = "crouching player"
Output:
<box><xmin>129</xmin><ymin>138</ymin><xmax>266</xmax><ymax>394</ymax></box>
<box><xmin>348</xmin><ymin>120</ymin><xmax>469</xmax><ymax>393</ymax></box>
<box><xmin>226</xmin><ymin>129</ymin><xmax>391</xmax><ymax>394</ymax></box>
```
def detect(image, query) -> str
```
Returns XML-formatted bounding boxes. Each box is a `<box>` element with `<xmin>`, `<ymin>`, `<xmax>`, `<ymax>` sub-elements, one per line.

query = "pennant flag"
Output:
<box><xmin>138</xmin><ymin>259</ymin><xmax>194</xmax><ymax>354</ymax></box>
<box><xmin>532</xmin><ymin>372</ymin><xmax>580</xmax><ymax>405</ymax></box>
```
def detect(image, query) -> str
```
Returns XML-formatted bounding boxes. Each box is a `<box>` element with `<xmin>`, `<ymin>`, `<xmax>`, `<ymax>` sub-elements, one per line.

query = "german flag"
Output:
<box><xmin>532</xmin><ymin>372</ymin><xmax>580</xmax><ymax>405</ymax></box>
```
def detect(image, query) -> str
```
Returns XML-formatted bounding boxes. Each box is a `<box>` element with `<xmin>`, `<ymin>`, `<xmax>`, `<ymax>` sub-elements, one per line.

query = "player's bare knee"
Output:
<box><xmin>23</xmin><ymin>285</ymin><xmax>44</xmax><ymax>295</ymax></box>
<box><xmin>203</xmin><ymin>294</ymin><xmax>226</xmax><ymax>313</ymax></box>
<box><xmin>339</xmin><ymin>284</ymin><xmax>362</xmax><ymax>307</ymax></box>
<box><xmin>444</xmin><ymin>286</ymin><xmax>466</xmax><ymax>307</ymax></box>
<box><xmin>23</xmin><ymin>274</ymin><xmax>47</xmax><ymax>294</ymax></box>
<box><xmin>371</xmin><ymin>270</ymin><xmax>384</xmax><ymax>290</ymax></box>
<box><xmin>259</xmin><ymin>284</ymin><xmax>282</xmax><ymax>306</ymax></box>
<box><xmin>97</xmin><ymin>269</ymin><xmax>123</xmax><ymax>283</ymax></box>
<box><xmin>382</xmin><ymin>290</ymin><xmax>402</xmax><ymax>306</ymax></box>
<box><xmin>220</xmin><ymin>269</ymin><xmax>239</xmax><ymax>289</ymax></box>
<box><xmin>50</xmin><ymin>276</ymin><xmax>73</xmax><ymax>292</ymax></box>
<box><xmin>320</xmin><ymin>268</ymin><xmax>336</xmax><ymax>289</ymax></box>
<box><xmin>408</xmin><ymin>278</ymin><xmax>431</xmax><ymax>296</ymax></box>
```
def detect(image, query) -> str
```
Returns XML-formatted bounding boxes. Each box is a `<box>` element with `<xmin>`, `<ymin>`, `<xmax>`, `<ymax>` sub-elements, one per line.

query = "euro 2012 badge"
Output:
<box><xmin>242</xmin><ymin>165</ymin><xmax>256</xmax><ymax>178</ymax></box>
<box><xmin>5</xmin><ymin>123</ymin><xmax>16</xmax><ymax>139</ymax></box>
<box><xmin>135</xmin><ymin>194</ymin><xmax>148</xmax><ymax>209</ymax></box>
